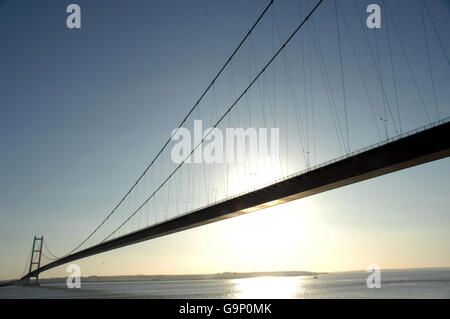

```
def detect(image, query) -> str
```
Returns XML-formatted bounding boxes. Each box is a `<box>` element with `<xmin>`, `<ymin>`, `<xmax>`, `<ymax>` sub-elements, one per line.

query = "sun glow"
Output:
<box><xmin>214</xmin><ymin>198</ymin><xmax>321</xmax><ymax>272</ymax></box>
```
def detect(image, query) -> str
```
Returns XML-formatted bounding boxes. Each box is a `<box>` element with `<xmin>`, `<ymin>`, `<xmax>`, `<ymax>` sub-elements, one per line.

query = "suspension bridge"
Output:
<box><xmin>18</xmin><ymin>0</ymin><xmax>450</xmax><ymax>284</ymax></box>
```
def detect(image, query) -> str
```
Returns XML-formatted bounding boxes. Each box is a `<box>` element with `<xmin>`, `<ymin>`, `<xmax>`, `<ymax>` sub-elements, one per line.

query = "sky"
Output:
<box><xmin>0</xmin><ymin>0</ymin><xmax>449</xmax><ymax>281</ymax></box>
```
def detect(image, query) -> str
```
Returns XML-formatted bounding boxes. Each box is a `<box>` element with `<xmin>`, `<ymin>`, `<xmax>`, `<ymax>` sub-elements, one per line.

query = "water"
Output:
<box><xmin>1</xmin><ymin>268</ymin><xmax>449</xmax><ymax>299</ymax></box>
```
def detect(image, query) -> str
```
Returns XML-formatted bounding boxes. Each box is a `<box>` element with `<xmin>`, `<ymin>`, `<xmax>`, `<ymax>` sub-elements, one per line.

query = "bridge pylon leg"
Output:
<box><xmin>25</xmin><ymin>235</ymin><xmax>43</xmax><ymax>286</ymax></box>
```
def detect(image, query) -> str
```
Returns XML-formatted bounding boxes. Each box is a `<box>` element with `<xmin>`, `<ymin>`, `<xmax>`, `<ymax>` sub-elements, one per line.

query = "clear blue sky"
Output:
<box><xmin>0</xmin><ymin>0</ymin><xmax>449</xmax><ymax>280</ymax></box>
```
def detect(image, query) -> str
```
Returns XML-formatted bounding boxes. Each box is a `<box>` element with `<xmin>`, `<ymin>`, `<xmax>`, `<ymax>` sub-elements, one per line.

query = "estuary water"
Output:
<box><xmin>1</xmin><ymin>268</ymin><xmax>449</xmax><ymax>299</ymax></box>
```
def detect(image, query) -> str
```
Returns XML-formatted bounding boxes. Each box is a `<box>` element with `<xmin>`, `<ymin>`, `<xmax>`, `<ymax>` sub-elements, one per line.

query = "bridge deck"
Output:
<box><xmin>22</xmin><ymin>119</ymin><xmax>450</xmax><ymax>280</ymax></box>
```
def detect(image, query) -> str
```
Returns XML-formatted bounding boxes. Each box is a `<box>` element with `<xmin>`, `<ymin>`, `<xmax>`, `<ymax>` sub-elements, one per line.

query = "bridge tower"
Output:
<box><xmin>26</xmin><ymin>236</ymin><xmax>43</xmax><ymax>285</ymax></box>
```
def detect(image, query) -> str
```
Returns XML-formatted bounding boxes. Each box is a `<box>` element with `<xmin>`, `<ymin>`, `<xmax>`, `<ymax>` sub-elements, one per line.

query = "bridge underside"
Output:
<box><xmin>23</xmin><ymin>120</ymin><xmax>450</xmax><ymax>280</ymax></box>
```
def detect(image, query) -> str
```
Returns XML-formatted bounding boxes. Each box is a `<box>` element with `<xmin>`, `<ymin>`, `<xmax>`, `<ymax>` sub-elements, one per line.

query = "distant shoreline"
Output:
<box><xmin>3</xmin><ymin>267</ymin><xmax>449</xmax><ymax>285</ymax></box>
<box><xmin>33</xmin><ymin>271</ymin><xmax>322</xmax><ymax>284</ymax></box>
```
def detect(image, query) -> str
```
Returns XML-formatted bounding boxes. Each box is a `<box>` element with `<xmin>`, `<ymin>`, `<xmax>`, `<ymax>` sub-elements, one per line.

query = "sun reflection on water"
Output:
<box><xmin>231</xmin><ymin>276</ymin><xmax>306</xmax><ymax>299</ymax></box>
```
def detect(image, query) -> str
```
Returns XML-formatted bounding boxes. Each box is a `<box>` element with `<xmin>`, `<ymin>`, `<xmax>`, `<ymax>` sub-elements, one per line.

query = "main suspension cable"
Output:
<box><xmin>43</xmin><ymin>240</ymin><xmax>60</xmax><ymax>260</ymax></box>
<box><xmin>65</xmin><ymin>0</ymin><xmax>275</xmax><ymax>255</ymax></box>
<box><xmin>102</xmin><ymin>0</ymin><xmax>325</xmax><ymax>242</ymax></box>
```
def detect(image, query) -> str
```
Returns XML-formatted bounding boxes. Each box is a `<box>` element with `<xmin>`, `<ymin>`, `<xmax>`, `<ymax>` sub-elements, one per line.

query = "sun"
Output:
<box><xmin>214</xmin><ymin>198</ymin><xmax>317</xmax><ymax>271</ymax></box>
